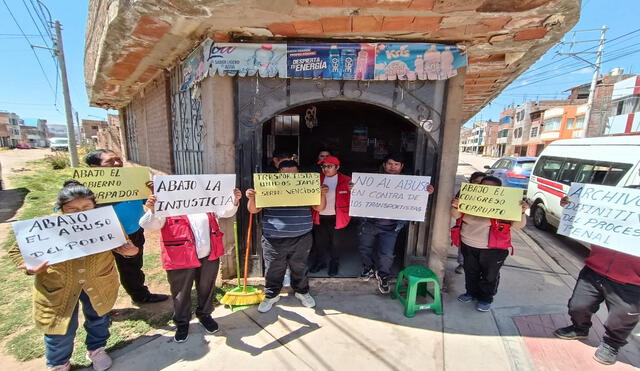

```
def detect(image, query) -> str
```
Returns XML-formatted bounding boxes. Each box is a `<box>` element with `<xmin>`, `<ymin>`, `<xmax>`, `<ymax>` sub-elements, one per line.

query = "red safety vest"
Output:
<box><xmin>159</xmin><ymin>213</ymin><xmax>224</xmax><ymax>270</ymax></box>
<box><xmin>586</xmin><ymin>245</ymin><xmax>640</xmax><ymax>286</ymax></box>
<box><xmin>312</xmin><ymin>172</ymin><xmax>351</xmax><ymax>229</ymax></box>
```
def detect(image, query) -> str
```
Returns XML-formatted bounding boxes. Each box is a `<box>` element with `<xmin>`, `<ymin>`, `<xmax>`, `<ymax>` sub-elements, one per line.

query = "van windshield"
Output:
<box><xmin>51</xmin><ymin>138</ymin><xmax>68</xmax><ymax>144</ymax></box>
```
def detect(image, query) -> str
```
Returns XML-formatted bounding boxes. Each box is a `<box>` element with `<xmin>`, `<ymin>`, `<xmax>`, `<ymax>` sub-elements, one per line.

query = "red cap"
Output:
<box><xmin>317</xmin><ymin>155</ymin><xmax>340</xmax><ymax>166</ymax></box>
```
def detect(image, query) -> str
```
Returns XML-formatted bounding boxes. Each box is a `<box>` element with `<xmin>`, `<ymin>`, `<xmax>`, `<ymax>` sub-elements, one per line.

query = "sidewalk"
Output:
<box><xmin>98</xmin><ymin>227</ymin><xmax>639</xmax><ymax>371</ymax></box>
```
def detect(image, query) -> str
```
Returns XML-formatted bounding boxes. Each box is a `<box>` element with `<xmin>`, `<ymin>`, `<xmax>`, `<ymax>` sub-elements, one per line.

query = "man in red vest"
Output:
<box><xmin>309</xmin><ymin>155</ymin><xmax>351</xmax><ymax>276</ymax></box>
<box><xmin>554</xmin><ymin>196</ymin><xmax>640</xmax><ymax>365</ymax></box>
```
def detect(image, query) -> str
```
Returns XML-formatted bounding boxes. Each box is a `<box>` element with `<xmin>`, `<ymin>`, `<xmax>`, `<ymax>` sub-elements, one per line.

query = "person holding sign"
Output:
<box><xmin>139</xmin><ymin>189</ymin><xmax>241</xmax><ymax>343</ymax></box>
<box><xmin>357</xmin><ymin>153</ymin><xmax>435</xmax><ymax>294</ymax></box>
<box><xmin>454</xmin><ymin>171</ymin><xmax>486</xmax><ymax>274</ymax></box>
<box><xmin>85</xmin><ymin>150</ymin><xmax>168</xmax><ymax>304</ymax></box>
<box><xmin>554</xmin><ymin>195</ymin><xmax>640</xmax><ymax>366</ymax></box>
<box><xmin>309</xmin><ymin>155</ymin><xmax>351</xmax><ymax>276</ymax></box>
<box><xmin>246</xmin><ymin>160</ymin><xmax>328</xmax><ymax>313</ymax></box>
<box><xmin>7</xmin><ymin>181</ymin><xmax>138</xmax><ymax>371</ymax></box>
<box><xmin>450</xmin><ymin>176</ymin><xmax>528</xmax><ymax>312</ymax></box>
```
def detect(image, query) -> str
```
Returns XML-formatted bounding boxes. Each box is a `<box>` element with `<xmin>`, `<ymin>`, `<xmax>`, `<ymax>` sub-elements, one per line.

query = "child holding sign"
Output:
<box><xmin>8</xmin><ymin>180</ymin><xmax>138</xmax><ymax>371</ymax></box>
<box><xmin>450</xmin><ymin>176</ymin><xmax>528</xmax><ymax>312</ymax></box>
<box><xmin>139</xmin><ymin>189</ymin><xmax>241</xmax><ymax>343</ymax></box>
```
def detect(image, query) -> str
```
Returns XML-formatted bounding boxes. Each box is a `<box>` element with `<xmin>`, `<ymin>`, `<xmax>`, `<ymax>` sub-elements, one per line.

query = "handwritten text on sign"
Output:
<box><xmin>71</xmin><ymin>167</ymin><xmax>151</xmax><ymax>204</ymax></box>
<box><xmin>349</xmin><ymin>173</ymin><xmax>431</xmax><ymax>222</ymax></box>
<box><xmin>11</xmin><ymin>207</ymin><xmax>127</xmax><ymax>269</ymax></box>
<box><xmin>458</xmin><ymin>182</ymin><xmax>523</xmax><ymax>221</ymax></box>
<box><xmin>154</xmin><ymin>174</ymin><xmax>236</xmax><ymax>217</ymax></box>
<box><xmin>254</xmin><ymin>173</ymin><xmax>320</xmax><ymax>208</ymax></box>
<box><xmin>558</xmin><ymin>183</ymin><xmax>640</xmax><ymax>257</ymax></box>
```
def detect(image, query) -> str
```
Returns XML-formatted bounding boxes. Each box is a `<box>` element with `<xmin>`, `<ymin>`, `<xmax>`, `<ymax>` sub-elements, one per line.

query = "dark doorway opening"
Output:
<box><xmin>261</xmin><ymin>101</ymin><xmax>419</xmax><ymax>277</ymax></box>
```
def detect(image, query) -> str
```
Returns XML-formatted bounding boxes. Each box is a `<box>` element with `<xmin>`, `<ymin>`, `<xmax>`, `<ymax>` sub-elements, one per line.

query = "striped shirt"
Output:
<box><xmin>262</xmin><ymin>206</ymin><xmax>313</xmax><ymax>239</ymax></box>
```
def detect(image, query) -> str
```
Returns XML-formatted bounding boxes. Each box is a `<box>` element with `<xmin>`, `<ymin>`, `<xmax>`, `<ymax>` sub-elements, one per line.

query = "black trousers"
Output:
<box><xmin>262</xmin><ymin>232</ymin><xmax>312</xmax><ymax>299</ymax></box>
<box><xmin>461</xmin><ymin>243</ymin><xmax>509</xmax><ymax>303</ymax></box>
<box><xmin>113</xmin><ymin>228</ymin><xmax>150</xmax><ymax>301</ymax></box>
<box><xmin>166</xmin><ymin>257</ymin><xmax>220</xmax><ymax>327</ymax></box>
<box><xmin>568</xmin><ymin>266</ymin><xmax>640</xmax><ymax>350</ymax></box>
<box><xmin>310</xmin><ymin>215</ymin><xmax>340</xmax><ymax>265</ymax></box>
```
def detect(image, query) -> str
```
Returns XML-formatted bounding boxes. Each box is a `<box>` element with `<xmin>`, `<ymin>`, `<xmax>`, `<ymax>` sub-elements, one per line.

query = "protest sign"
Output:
<box><xmin>11</xmin><ymin>206</ymin><xmax>127</xmax><ymax>269</ymax></box>
<box><xmin>71</xmin><ymin>167</ymin><xmax>151</xmax><ymax>204</ymax></box>
<box><xmin>349</xmin><ymin>173</ymin><xmax>431</xmax><ymax>222</ymax></box>
<box><xmin>254</xmin><ymin>173</ymin><xmax>320</xmax><ymax>208</ymax></box>
<box><xmin>153</xmin><ymin>174</ymin><xmax>236</xmax><ymax>217</ymax></box>
<box><xmin>557</xmin><ymin>183</ymin><xmax>640</xmax><ymax>257</ymax></box>
<box><xmin>457</xmin><ymin>182</ymin><xmax>523</xmax><ymax>221</ymax></box>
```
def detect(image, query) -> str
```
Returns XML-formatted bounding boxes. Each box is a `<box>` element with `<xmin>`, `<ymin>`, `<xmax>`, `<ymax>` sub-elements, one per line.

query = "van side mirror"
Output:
<box><xmin>484</xmin><ymin>165</ymin><xmax>491</xmax><ymax>169</ymax></box>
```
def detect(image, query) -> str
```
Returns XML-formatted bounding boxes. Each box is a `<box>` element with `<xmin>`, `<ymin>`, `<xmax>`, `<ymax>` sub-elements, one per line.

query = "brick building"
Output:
<box><xmin>84</xmin><ymin>0</ymin><xmax>579</xmax><ymax>280</ymax></box>
<box><xmin>81</xmin><ymin>119</ymin><xmax>109</xmax><ymax>144</ymax></box>
<box><xmin>604</xmin><ymin>75</ymin><xmax>640</xmax><ymax>135</ymax></box>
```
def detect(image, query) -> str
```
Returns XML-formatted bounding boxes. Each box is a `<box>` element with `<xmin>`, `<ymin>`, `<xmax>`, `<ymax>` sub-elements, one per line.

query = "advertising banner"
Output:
<box><xmin>287</xmin><ymin>43</ymin><xmax>376</xmax><ymax>80</ymax></box>
<box><xmin>374</xmin><ymin>43</ymin><xmax>466</xmax><ymax>81</ymax></box>
<box><xmin>202</xmin><ymin>40</ymin><xmax>288</xmax><ymax>78</ymax></box>
<box><xmin>557</xmin><ymin>183</ymin><xmax>640</xmax><ymax>257</ymax></box>
<box><xmin>349</xmin><ymin>173</ymin><xmax>431</xmax><ymax>222</ymax></box>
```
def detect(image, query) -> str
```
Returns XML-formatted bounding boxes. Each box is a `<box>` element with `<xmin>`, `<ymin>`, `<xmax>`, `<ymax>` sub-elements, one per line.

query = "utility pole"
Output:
<box><xmin>557</xmin><ymin>26</ymin><xmax>607</xmax><ymax>137</ymax></box>
<box><xmin>584</xmin><ymin>26</ymin><xmax>607</xmax><ymax>136</ymax></box>
<box><xmin>54</xmin><ymin>20</ymin><xmax>79</xmax><ymax>167</ymax></box>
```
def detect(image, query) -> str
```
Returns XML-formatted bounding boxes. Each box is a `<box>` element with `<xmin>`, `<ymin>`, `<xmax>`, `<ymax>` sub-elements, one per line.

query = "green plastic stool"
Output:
<box><xmin>392</xmin><ymin>265</ymin><xmax>443</xmax><ymax>318</ymax></box>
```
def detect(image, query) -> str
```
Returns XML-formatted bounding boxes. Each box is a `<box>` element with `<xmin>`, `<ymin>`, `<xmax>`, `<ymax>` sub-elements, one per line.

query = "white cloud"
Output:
<box><xmin>571</xmin><ymin>67</ymin><xmax>592</xmax><ymax>75</ymax></box>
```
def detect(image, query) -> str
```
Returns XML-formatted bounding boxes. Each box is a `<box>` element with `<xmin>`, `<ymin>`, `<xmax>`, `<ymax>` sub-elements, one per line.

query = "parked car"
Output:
<box><xmin>483</xmin><ymin>156</ymin><xmax>536</xmax><ymax>189</ymax></box>
<box><xmin>526</xmin><ymin>136</ymin><xmax>640</xmax><ymax>230</ymax></box>
<box><xmin>50</xmin><ymin>137</ymin><xmax>69</xmax><ymax>151</ymax></box>
<box><xmin>15</xmin><ymin>143</ymin><xmax>31</xmax><ymax>149</ymax></box>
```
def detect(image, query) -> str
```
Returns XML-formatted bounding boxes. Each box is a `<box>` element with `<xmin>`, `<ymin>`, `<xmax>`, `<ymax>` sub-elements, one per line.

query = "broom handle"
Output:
<box><xmin>233</xmin><ymin>221</ymin><xmax>241</xmax><ymax>287</ymax></box>
<box><xmin>243</xmin><ymin>213</ymin><xmax>253</xmax><ymax>292</ymax></box>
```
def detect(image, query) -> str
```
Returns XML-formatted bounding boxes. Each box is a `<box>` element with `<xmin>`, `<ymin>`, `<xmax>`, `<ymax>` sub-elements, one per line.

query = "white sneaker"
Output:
<box><xmin>295</xmin><ymin>292</ymin><xmax>316</xmax><ymax>308</ymax></box>
<box><xmin>257</xmin><ymin>296</ymin><xmax>280</xmax><ymax>313</ymax></box>
<box><xmin>86</xmin><ymin>347</ymin><xmax>112</xmax><ymax>371</ymax></box>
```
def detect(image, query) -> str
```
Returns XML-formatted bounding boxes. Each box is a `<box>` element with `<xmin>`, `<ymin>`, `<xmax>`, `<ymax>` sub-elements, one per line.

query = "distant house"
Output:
<box><xmin>605</xmin><ymin>75</ymin><xmax>640</xmax><ymax>135</ymax></box>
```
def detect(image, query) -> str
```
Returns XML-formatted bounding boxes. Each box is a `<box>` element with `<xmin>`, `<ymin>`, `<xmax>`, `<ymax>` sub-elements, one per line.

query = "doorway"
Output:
<box><xmin>262</xmin><ymin>101</ymin><xmax>421</xmax><ymax>277</ymax></box>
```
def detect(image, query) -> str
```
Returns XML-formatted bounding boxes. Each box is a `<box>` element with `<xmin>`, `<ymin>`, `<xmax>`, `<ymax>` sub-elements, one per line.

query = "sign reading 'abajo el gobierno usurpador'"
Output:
<box><xmin>349</xmin><ymin>173</ymin><xmax>431</xmax><ymax>222</ymax></box>
<box><xmin>558</xmin><ymin>183</ymin><xmax>640</xmax><ymax>257</ymax></box>
<box><xmin>11</xmin><ymin>206</ymin><xmax>127</xmax><ymax>269</ymax></box>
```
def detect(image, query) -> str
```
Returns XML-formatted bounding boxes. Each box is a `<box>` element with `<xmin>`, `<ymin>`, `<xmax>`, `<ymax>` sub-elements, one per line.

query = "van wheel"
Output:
<box><xmin>533</xmin><ymin>204</ymin><xmax>549</xmax><ymax>231</ymax></box>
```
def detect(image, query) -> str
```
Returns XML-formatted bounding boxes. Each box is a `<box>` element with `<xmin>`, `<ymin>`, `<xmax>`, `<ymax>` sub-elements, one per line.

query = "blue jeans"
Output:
<box><xmin>358</xmin><ymin>221</ymin><xmax>403</xmax><ymax>277</ymax></box>
<box><xmin>44</xmin><ymin>291</ymin><xmax>110</xmax><ymax>367</ymax></box>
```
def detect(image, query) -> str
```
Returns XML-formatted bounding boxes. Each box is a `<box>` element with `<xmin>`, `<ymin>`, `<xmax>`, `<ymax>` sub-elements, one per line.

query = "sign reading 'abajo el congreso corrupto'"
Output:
<box><xmin>558</xmin><ymin>183</ymin><xmax>640</xmax><ymax>257</ymax></box>
<box><xmin>11</xmin><ymin>206</ymin><xmax>127</xmax><ymax>269</ymax></box>
<box><xmin>349</xmin><ymin>173</ymin><xmax>431</xmax><ymax>222</ymax></box>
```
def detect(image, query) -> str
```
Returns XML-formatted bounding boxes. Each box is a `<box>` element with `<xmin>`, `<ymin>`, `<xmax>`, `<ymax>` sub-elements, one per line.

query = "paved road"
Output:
<box><xmin>456</xmin><ymin>151</ymin><xmax>591</xmax><ymax>279</ymax></box>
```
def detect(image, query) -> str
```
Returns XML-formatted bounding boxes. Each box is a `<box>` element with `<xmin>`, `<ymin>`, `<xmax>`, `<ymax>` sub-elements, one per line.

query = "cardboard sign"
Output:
<box><xmin>154</xmin><ymin>174</ymin><xmax>236</xmax><ymax>217</ymax></box>
<box><xmin>457</xmin><ymin>182</ymin><xmax>523</xmax><ymax>221</ymax></box>
<box><xmin>349</xmin><ymin>173</ymin><xmax>431</xmax><ymax>222</ymax></box>
<box><xmin>557</xmin><ymin>183</ymin><xmax>640</xmax><ymax>257</ymax></box>
<box><xmin>71</xmin><ymin>167</ymin><xmax>151</xmax><ymax>204</ymax></box>
<box><xmin>254</xmin><ymin>173</ymin><xmax>320</xmax><ymax>208</ymax></box>
<box><xmin>11</xmin><ymin>207</ymin><xmax>127</xmax><ymax>269</ymax></box>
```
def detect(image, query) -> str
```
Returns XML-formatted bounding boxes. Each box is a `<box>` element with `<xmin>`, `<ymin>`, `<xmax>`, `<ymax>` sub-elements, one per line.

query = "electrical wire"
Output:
<box><xmin>21</xmin><ymin>0</ymin><xmax>50</xmax><ymax>51</ymax></box>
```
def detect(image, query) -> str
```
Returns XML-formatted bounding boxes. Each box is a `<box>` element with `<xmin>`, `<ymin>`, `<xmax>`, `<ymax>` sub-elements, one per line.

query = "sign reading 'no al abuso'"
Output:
<box><xmin>558</xmin><ymin>183</ymin><xmax>640</xmax><ymax>257</ymax></box>
<box><xmin>11</xmin><ymin>207</ymin><xmax>127</xmax><ymax>269</ymax></box>
<box><xmin>153</xmin><ymin>174</ymin><xmax>236</xmax><ymax>217</ymax></box>
<box><xmin>254</xmin><ymin>173</ymin><xmax>321</xmax><ymax>208</ymax></box>
<box><xmin>349</xmin><ymin>173</ymin><xmax>431</xmax><ymax>222</ymax></box>
<box><xmin>457</xmin><ymin>182</ymin><xmax>523</xmax><ymax>221</ymax></box>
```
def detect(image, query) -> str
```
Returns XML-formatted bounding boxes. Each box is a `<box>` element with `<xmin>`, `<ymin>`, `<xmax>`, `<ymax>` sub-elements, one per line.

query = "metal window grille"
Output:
<box><xmin>169</xmin><ymin>65</ymin><xmax>204</xmax><ymax>174</ymax></box>
<box><xmin>124</xmin><ymin>104</ymin><xmax>139</xmax><ymax>163</ymax></box>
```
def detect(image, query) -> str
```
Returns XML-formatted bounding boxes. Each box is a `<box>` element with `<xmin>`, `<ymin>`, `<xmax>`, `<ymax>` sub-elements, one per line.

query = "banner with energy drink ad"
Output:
<box><xmin>287</xmin><ymin>43</ymin><xmax>376</xmax><ymax>80</ymax></box>
<box><xmin>374</xmin><ymin>43</ymin><xmax>466</xmax><ymax>81</ymax></box>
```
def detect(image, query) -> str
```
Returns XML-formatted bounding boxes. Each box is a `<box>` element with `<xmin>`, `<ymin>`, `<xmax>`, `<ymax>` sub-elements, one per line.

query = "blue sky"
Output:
<box><xmin>0</xmin><ymin>1</ymin><xmax>638</xmax><ymax>126</ymax></box>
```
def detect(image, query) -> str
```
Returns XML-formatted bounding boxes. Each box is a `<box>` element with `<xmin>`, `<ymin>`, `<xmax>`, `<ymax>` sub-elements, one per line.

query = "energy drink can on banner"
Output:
<box><xmin>329</xmin><ymin>45</ymin><xmax>342</xmax><ymax>79</ymax></box>
<box><xmin>341</xmin><ymin>48</ymin><xmax>356</xmax><ymax>80</ymax></box>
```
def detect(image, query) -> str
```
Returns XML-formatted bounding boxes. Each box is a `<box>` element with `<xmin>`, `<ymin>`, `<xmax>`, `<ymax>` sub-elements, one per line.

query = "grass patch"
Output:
<box><xmin>0</xmin><ymin>159</ymin><xmax>174</xmax><ymax>364</ymax></box>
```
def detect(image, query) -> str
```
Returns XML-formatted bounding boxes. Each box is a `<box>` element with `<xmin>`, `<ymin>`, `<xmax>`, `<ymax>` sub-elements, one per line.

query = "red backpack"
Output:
<box><xmin>451</xmin><ymin>214</ymin><xmax>514</xmax><ymax>255</ymax></box>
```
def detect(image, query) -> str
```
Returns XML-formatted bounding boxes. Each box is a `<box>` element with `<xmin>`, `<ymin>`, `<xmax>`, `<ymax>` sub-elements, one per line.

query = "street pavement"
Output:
<box><xmin>92</xmin><ymin>152</ymin><xmax>639</xmax><ymax>371</ymax></box>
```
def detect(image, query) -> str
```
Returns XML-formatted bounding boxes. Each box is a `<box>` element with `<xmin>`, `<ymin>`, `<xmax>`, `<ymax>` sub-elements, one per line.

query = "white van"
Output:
<box><xmin>526</xmin><ymin>136</ymin><xmax>640</xmax><ymax>230</ymax></box>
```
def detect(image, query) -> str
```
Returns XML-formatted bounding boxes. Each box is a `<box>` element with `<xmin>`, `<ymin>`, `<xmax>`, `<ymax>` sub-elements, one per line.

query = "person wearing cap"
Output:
<box><xmin>309</xmin><ymin>155</ymin><xmax>351</xmax><ymax>276</ymax></box>
<box><xmin>265</xmin><ymin>149</ymin><xmax>294</xmax><ymax>173</ymax></box>
<box><xmin>356</xmin><ymin>153</ymin><xmax>434</xmax><ymax>294</ymax></box>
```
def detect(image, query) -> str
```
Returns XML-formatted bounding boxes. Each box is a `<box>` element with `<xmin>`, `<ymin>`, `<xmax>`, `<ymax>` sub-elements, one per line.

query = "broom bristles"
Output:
<box><xmin>220</xmin><ymin>289</ymin><xmax>265</xmax><ymax>306</ymax></box>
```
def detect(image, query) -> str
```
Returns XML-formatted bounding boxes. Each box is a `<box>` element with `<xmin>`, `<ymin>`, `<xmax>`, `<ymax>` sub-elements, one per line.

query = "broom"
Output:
<box><xmin>220</xmin><ymin>213</ymin><xmax>264</xmax><ymax>308</ymax></box>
